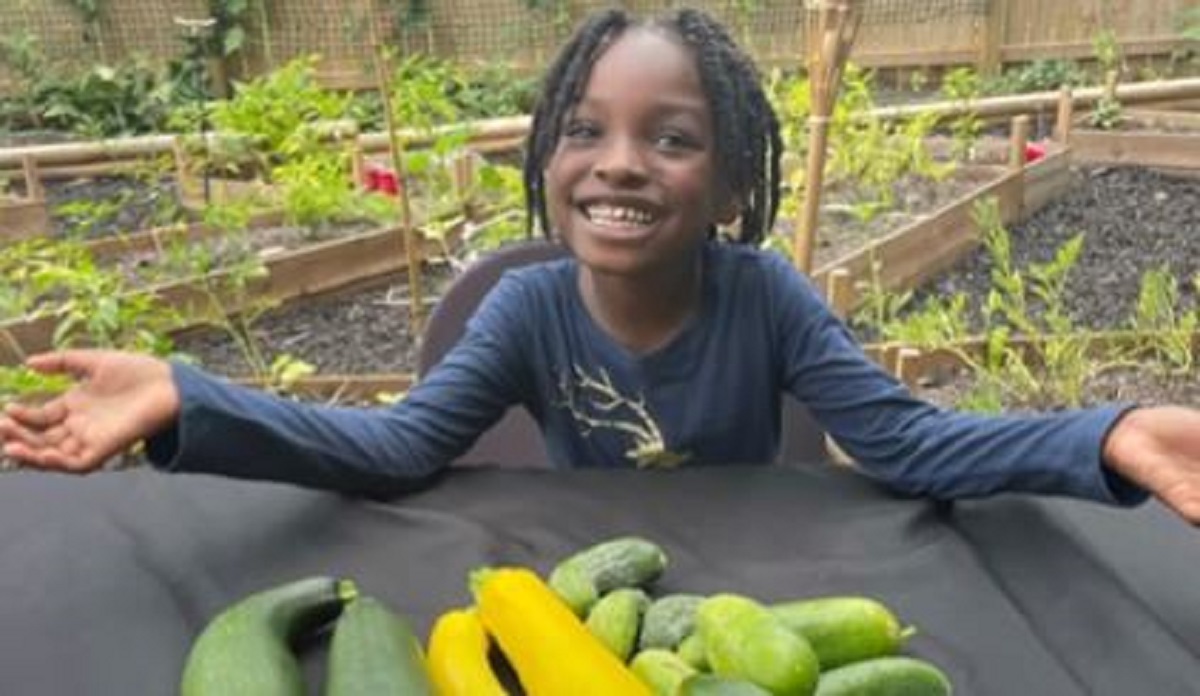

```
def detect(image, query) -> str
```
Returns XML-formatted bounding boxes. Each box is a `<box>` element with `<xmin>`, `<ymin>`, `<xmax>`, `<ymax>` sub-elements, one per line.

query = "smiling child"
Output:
<box><xmin>2</xmin><ymin>8</ymin><xmax>1200</xmax><ymax>525</ymax></box>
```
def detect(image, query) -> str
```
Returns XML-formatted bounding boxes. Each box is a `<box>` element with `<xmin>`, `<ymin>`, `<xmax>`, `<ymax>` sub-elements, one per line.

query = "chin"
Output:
<box><xmin>565</xmin><ymin>239</ymin><xmax>647</xmax><ymax>277</ymax></box>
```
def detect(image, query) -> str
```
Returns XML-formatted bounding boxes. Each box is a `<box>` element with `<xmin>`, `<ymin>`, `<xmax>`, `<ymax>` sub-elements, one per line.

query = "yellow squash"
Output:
<box><xmin>475</xmin><ymin>567</ymin><xmax>653</xmax><ymax>696</ymax></box>
<box><xmin>426</xmin><ymin>607</ymin><xmax>509</xmax><ymax>696</ymax></box>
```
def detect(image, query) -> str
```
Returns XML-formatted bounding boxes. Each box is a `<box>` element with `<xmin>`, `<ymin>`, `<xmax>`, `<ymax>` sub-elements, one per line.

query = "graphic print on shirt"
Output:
<box><xmin>556</xmin><ymin>365</ymin><xmax>689</xmax><ymax>468</ymax></box>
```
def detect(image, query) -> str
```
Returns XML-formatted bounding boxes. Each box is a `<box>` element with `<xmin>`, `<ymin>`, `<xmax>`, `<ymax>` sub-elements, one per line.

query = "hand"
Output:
<box><xmin>0</xmin><ymin>350</ymin><xmax>180</xmax><ymax>473</ymax></box>
<box><xmin>1104</xmin><ymin>406</ymin><xmax>1200</xmax><ymax>525</ymax></box>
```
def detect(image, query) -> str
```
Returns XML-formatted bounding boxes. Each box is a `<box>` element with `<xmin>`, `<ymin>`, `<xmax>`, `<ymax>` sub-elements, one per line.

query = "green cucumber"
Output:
<box><xmin>549</xmin><ymin>536</ymin><xmax>668</xmax><ymax>615</ymax></box>
<box><xmin>677</xmin><ymin>632</ymin><xmax>709</xmax><ymax>671</ymax></box>
<box><xmin>181</xmin><ymin>576</ymin><xmax>356</xmax><ymax>696</ymax></box>
<box><xmin>630</xmin><ymin>648</ymin><xmax>697</xmax><ymax>695</ymax></box>
<box><xmin>677</xmin><ymin>674</ymin><xmax>773</xmax><ymax>695</ymax></box>
<box><xmin>585</xmin><ymin>587</ymin><xmax>650</xmax><ymax>661</ymax></box>
<box><xmin>639</xmin><ymin>593</ymin><xmax>705</xmax><ymax>651</ymax></box>
<box><xmin>814</xmin><ymin>656</ymin><xmax>952</xmax><ymax>695</ymax></box>
<box><xmin>547</xmin><ymin>561</ymin><xmax>600</xmax><ymax>616</ymax></box>
<box><xmin>324</xmin><ymin>595</ymin><xmax>436</xmax><ymax>695</ymax></box>
<box><xmin>772</xmin><ymin>596</ymin><xmax>913</xmax><ymax>670</ymax></box>
<box><xmin>697</xmin><ymin>594</ymin><xmax>819</xmax><ymax>696</ymax></box>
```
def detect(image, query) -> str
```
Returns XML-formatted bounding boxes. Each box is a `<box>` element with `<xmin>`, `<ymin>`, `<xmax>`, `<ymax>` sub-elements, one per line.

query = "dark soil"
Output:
<box><xmin>172</xmin><ymin>266</ymin><xmax>455</xmax><ymax>378</ymax></box>
<box><xmin>902</xmin><ymin>166</ymin><xmax>1199</xmax><ymax>334</ymax></box>
<box><xmin>810</xmin><ymin>165</ymin><xmax>1000</xmax><ymax>268</ymax></box>
<box><xmin>43</xmin><ymin>175</ymin><xmax>185</xmax><ymax>239</ymax></box>
<box><xmin>892</xmin><ymin>165</ymin><xmax>1200</xmax><ymax>410</ymax></box>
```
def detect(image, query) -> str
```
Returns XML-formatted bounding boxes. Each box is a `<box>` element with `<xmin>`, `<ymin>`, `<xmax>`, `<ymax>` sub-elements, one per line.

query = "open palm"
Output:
<box><xmin>0</xmin><ymin>350</ymin><xmax>179</xmax><ymax>473</ymax></box>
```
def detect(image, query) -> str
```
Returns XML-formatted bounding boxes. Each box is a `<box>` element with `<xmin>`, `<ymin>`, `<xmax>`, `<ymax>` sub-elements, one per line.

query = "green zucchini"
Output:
<box><xmin>180</xmin><ymin>576</ymin><xmax>356</xmax><ymax>696</ymax></box>
<box><xmin>324</xmin><ymin>595</ymin><xmax>436</xmax><ymax>695</ymax></box>
<box><xmin>630</xmin><ymin>648</ymin><xmax>697</xmax><ymax>695</ymax></box>
<box><xmin>771</xmin><ymin>596</ymin><xmax>913</xmax><ymax>670</ymax></box>
<box><xmin>814</xmin><ymin>656</ymin><xmax>952</xmax><ymax>695</ymax></box>
<box><xmin>677</xmin><ymin>674</ymin><xmax>773</xmax><ymax>695</ymax></box>
<box><xmin>585</xmin><ymin>587</ymin><xmax>650</xmax><ymax>661</ymax></box>
<box><xmin>639</xmin><ymin>593</ymin><xmax>705</xmax><ymax>651</ymax></box>
<box><xmin>697</xmin><ymin>593</ymin><xmax>819</xmax><ymax>696</ymax></box>
<box><xmin>549</xmin><ymin>536</ymin><xmax>668</xmax><ymax>616</ymax></box>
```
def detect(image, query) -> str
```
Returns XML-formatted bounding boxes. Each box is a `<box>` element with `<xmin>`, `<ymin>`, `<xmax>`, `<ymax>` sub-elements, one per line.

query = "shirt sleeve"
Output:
<box><xmin>144</xmin><ymin>274</ymin><xmax>536</xmax><ymax>495</ymax></box>
<box><xmin>767</xmin><ymin>256</ymin><xmax>1148</xmax><ymax>506</ymax></box>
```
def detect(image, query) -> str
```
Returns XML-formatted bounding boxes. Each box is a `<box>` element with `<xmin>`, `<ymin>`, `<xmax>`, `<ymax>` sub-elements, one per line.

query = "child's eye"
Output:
<box><xmin>563</xmin><ymin>120</ymin><xmax>600</xmax><ymax>141</ymax></box>
<box><xmin>654</xmin><ymin>130</ymin><xmax>700</xmax><ymax>152</ymax></box>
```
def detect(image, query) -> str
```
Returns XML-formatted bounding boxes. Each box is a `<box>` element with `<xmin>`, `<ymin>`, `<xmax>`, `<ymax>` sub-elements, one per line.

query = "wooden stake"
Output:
<box><xmin>825</xmin><ymin>267</ymin><xmax>854</xmax><ymax>318</ymax></box>
<box><xmin>21</xmin><ymin>156</ymin><xmax>42</xmax><ymax>202</ymax></box>
<box><xmin>1009</xmin><ymin>115</ymin><xmax>1030</xmax><ymax>170</ymax></box>
<box><xmin>1054</xmin><ymin>87</ymin><xmax>1074</xmax><ymax>144</ymax></box>
<box><xmin>894</xmin><ymin>347</ymin><xmax>923</xmax><ymax>389</ymax></box>
<box><xmin>794</xmin><ymin>1</ymin><xmax>860</xmax><ymax>275</ymax></box>
<box><xmin>369</xmin><ymin>17</ymin><xmax>426</xmax><ymax>338</ymax></box>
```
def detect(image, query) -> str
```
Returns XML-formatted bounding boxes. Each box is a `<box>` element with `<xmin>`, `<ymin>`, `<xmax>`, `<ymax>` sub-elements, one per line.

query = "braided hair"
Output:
<box><xmin>522</xmin><ymin>8</ymin><xmax>783</xmax><ymax>246</ymax></box>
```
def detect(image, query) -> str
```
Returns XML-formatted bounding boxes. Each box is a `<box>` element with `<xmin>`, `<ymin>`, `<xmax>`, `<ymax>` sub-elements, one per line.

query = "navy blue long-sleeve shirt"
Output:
<box><xmin>148</xmin><ymin>243</ymin><xmax>1145</xmax><ymax>504</ymax></box>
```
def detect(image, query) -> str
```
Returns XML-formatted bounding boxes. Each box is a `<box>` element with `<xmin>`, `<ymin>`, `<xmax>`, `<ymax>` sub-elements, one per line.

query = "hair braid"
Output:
<box><xmin>523</xmin><ymin>9</ymin><xmax>631</xmax><ymax>238</ymax></box>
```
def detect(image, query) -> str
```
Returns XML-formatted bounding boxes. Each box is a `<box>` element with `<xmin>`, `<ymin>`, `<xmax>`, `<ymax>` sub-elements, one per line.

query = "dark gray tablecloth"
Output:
<box><xmin>0</xmin><ymin>464</ymin><xmax>1196</xmax><ymax>695</ymax></box>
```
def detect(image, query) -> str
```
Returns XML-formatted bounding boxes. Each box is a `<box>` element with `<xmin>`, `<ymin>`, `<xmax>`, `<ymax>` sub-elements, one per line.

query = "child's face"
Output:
<box><xmin>544</xmin><ymin>28</ymin><xmax>731</xmax><ymax>278</ymax></box>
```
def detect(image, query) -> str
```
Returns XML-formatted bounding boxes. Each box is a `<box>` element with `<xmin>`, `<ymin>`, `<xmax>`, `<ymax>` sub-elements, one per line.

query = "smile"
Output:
<box><xmin>582</xmin><ymin>203</ymin><xmax>658</xmax><ymax>228</ymax></box>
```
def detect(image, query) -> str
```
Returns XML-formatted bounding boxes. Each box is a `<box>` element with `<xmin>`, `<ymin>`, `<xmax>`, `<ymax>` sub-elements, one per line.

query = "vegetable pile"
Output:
<box><xmin>179</xmin><ymin>536</ymin><xmax>952</xmax><ymax>695</ymax></box>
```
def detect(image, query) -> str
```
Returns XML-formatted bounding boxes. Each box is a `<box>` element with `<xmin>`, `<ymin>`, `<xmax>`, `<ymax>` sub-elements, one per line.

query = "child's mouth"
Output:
<box><xmin>581</xmin><ymin>203</ymin><xmax>659</xmax><ymax>233</ymax></box>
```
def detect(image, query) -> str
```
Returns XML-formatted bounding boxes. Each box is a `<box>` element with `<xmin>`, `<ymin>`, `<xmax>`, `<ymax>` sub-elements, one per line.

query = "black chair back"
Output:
<box><xmin>417</xmin><ymin>241</ymin><xmax>568</xmax><ymax>468</ymax></box>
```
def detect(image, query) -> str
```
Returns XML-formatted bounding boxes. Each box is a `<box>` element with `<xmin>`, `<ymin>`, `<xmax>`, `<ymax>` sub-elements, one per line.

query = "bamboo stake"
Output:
<box><xmin>794</xmin><ymin>0</ymin><xmax>860</xmax><ymax>274</ymax></box>
<box><xmin>369</xmin><ymin>15</ymin><xmax>426</xmax><ymax>338</ymax></box>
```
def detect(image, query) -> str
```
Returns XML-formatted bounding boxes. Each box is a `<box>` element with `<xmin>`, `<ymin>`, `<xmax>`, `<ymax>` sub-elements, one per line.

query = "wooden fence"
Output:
<box><xmin>1</xmin><ymin>0</ymin><xmax>1195</xmax><ymax>95</ymax></box>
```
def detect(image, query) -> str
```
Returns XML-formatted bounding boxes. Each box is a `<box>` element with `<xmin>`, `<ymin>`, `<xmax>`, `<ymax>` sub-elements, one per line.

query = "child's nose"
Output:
<box><xmin>593</xmin><ymin>136</ymin><xmax>648</xmax><ymax>185</ymax></box>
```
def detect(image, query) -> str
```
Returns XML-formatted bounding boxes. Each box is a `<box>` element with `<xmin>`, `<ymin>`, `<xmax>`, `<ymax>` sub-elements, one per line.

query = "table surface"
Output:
<box><xmin>1</xmin><ymin>463</ymin><xmax>1197</xmax><ymax>695</ymax></box>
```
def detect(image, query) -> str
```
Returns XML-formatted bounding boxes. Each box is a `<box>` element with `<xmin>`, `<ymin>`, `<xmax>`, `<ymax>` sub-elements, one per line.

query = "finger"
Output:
<box><xmin>0</xmin><ymin>421</ymin><xmax>62</xmax><ymax>449</ymax></box>
<box><xmin>4</xmin><ymin>440</ymin><xmax>93</xmax><ymax>473</ymax></box>
<box><xmin>4</xmin><ymin>399</ymin><xmax>67</xmax><ymax>430</ymax></box>
<box><xmin>26</xmin><ymin>350</ymin><xmax>99</xmax><ymax>380</ymax></box>
<box><xmin>0</xmin><ymin>412</ymin><xmax>47</xmax><ymax>446</ymax></box>
<box><xmin>2</xmin><ymin>441</ymin><xmax>53</xmax><ymax>470</ymax></box>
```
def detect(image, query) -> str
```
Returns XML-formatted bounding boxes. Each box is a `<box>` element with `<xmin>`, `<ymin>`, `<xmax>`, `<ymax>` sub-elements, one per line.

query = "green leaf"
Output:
<box><xmin>223</xmin><ymin>26</ymin><xmax>246</xmax><ymax>56</ymax></box>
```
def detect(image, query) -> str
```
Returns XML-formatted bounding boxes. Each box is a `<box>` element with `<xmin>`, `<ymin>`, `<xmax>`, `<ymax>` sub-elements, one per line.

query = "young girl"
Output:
<box><xmin>2</xmin><ymin>9</ymin><xmax>1199</xmax><ymax>523</ymax></box>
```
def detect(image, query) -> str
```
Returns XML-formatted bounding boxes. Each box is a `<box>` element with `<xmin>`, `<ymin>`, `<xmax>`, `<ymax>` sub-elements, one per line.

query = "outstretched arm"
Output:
<box><xmin>1103</xmin><ymin>406</ymin><xmax>1200</xmax><ymax>525</ymax></box>
<box><xmin>1</xmin><ymin>350</ymin><xmax>179</xmax><ymax>473</ymax></box>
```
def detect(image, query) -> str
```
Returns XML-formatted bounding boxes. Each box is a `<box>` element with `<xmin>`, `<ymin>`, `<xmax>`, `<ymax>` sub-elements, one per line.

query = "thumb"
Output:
<box><xmin>25</xmin><ymin>350</ymin><xmax>103</xmax><ymax>380</ymax></box>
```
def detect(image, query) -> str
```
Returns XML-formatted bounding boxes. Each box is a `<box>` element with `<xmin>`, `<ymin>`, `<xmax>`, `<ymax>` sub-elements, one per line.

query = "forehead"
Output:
<box><xmin>577</xmin><ymin>27</ymin><xmax>708</xmax><ymax>111</ymax></box>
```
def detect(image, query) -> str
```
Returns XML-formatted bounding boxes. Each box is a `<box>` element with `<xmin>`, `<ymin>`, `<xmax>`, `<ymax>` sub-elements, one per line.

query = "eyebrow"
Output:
<box><xmin>573</xmin><ymin>94</ymin><xmax>710</xmax><ymax>119</ymax></box>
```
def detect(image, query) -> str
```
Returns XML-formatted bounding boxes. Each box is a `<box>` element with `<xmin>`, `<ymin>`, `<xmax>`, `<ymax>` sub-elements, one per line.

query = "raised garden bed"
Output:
<box><xmin>0</xmin><ymin>157</ymin><xmax>50</xmax><ymax>244</ymax></box>
<box><xmin>858</xmin><ymin>164</ymin><xmax>1199</xmax><ymax>411</ymax></box>
<box><xmin>0</xmin><ymin>217</ymin><xmax>458</xmax><ymax>365</ymax></box>
<box><xmin>1069</xmin><ymin>105</ymin><xmax>1200</xmax><ymax>172</ymax></box>
<box><xmin>813</xmin><ymin>142</ymin><xmax>1071</xmax><ymax>316</ymax></box>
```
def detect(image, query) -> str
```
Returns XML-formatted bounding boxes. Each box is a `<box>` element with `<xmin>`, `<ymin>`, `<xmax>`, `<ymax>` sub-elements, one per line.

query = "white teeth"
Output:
<box><xmin>585</xmin><ymin>204</ymin><xmax>655</xmax><ymax>227</ymax></box>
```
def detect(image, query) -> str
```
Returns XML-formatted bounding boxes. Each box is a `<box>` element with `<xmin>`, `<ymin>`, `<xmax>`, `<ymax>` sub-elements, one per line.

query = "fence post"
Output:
<box><xmin>976</xmin><ymin>0</ymin><xmax>1010</xmax><ymax>77</ymax></box>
